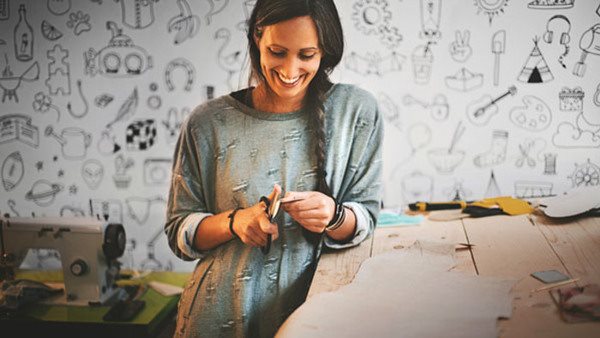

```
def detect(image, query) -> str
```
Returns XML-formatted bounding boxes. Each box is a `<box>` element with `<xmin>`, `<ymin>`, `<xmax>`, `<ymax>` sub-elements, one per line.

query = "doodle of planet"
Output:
<box><xmin>25</xmin><ymin>180</ymin><xmax>63</xmax><ymax>206</ymax></box>
<box><xmin>2</xmin><ymin>151</ymin><xmax>24</xmax><ymax>191</ymax></box>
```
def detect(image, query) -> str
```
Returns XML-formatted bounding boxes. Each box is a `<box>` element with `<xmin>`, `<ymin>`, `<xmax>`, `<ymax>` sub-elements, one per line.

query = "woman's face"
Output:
<box><xmin>256</xmin><ymin>15</ymin><xmax>322</xmax><ymax>103</ymax></box>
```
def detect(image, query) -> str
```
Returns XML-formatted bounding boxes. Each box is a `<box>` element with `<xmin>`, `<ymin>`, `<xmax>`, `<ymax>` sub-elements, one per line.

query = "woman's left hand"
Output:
<box><xmin>280</xmin><ymin>191</ymin><xmax>335</xmax><ymax>233</ymax></box>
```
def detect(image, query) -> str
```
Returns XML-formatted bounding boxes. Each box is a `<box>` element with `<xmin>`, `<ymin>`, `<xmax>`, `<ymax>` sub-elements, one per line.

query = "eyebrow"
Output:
<box><xmin>268</xmin><ymin>44</ymin><xmax>319</xmax><ymax>52</ymax></box>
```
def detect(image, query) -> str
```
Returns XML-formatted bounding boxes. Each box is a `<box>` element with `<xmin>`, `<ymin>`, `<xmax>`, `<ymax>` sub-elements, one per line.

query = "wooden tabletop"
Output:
<box><xmin>308</xmin><ymin>212</ymin><xmax>600</xmax><ymax>338</ymax></box>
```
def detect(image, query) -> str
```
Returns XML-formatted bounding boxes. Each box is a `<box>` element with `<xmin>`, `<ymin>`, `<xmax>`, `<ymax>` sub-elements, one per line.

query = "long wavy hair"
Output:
<box><xmin>246</xmin><ymin>0</ymin><xmax>344</xmax><ymax>197</ymax></box>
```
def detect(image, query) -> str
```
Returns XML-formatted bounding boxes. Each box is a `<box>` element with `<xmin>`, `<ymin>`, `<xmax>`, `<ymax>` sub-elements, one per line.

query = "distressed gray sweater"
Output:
<box><xmin>165</xmin><ymin>83</ymin><xmax>383</xmax><ymax>338</ymax></box>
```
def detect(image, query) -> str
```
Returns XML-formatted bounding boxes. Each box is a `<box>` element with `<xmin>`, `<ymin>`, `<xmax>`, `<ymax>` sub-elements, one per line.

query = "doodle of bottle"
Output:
<box><xmin>14</xmin><ymin>5</ymin><xmax>33</xmax><ymax>62</ymax></box>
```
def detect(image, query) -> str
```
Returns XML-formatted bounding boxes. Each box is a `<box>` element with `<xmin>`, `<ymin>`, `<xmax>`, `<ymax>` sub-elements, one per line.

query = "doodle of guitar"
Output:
<box><xmin>466</xmin><ymin>85</ymin><xmax>517</xmax><ymax>126</ymax></box>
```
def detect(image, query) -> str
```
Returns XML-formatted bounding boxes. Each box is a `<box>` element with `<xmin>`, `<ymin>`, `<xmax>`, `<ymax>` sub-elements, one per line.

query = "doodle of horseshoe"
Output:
<box><xmin>594</xmin><ymin>83</ymin><xmax>600</xmax><ymax>107</ymax></box>
<box><xmin>67</xmin><ymin>79</ymin><xmax>89</xmax><ymax>118</ymax></box>
<box><xmin>165</xmin><ymin>58</ymin><xmax>195</xmax><ymax>92</ymax></box>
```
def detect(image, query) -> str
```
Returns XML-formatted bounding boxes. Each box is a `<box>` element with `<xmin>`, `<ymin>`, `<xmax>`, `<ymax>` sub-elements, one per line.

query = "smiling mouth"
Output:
<box><xmin>274</xmin><ymin>71</ymin><xmax>304</xmax><ymax>87</ymax></box>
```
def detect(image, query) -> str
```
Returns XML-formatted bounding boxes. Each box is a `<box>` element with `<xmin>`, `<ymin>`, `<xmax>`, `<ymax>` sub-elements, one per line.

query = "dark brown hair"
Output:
<box><xmin>246</xmin><ymin>0</ymin><xmax>344</xmax><ymax>197</ymax></box>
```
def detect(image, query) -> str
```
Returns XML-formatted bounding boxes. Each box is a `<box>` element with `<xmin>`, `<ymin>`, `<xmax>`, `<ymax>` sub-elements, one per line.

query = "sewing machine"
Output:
<box><xmin>0</xmin><ymin>217</ymin><xmax>126</xmax><ymax>306</ymax></box>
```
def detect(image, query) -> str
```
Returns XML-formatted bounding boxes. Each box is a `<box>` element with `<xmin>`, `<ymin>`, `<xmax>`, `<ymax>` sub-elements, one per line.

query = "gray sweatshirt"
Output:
<box><xmin>165</xmin><ymin>83</ymin><xmax>383</xmax><ymax>338</ymax></box>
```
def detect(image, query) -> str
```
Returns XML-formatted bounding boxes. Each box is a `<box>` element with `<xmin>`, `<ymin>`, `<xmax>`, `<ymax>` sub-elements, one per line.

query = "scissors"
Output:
<box><xmin>260</xmin><ymin>190</ymin><xmax>282</xmax><ymax>255</ymax></box>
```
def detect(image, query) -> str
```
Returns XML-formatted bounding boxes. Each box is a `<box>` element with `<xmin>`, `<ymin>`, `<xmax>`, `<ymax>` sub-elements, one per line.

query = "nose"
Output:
<box><xmin>279</xmin><ymin>55</ymin><xmax>301</xmax><ymax>78</ymax></box>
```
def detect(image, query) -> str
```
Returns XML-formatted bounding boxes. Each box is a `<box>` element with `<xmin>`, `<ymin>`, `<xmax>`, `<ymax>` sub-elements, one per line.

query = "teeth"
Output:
<box><xmin>277</xmin><ymin>72</ymin><xmax>301</xmax><ymax>84</ymax></box>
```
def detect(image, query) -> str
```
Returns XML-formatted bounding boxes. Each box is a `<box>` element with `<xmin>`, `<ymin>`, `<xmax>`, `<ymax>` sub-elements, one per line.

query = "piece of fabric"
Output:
<box><xmin>165</xmin><ymin>83</ymin><xmax>383</xmax><ymax>338</ymax></box>
<box><xmin>552</xmin><ymin>284</ymin><xmax>600</xmax><ymax>323</ymax></box>
<box><xmin>0</xmin><ymin>279</ymin><xmax>63</xmax><ymax>310</ymax></box>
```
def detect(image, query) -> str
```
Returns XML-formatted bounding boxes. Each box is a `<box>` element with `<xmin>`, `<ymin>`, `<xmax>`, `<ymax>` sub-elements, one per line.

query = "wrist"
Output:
<box><xmin>325</xmin><ymin>200</ymin><xmax>346</xmax><ymax>232</ymax></box>
<box><xmin>228</xmin><ymin>208</ymin><xmax>242</xmax><ymax>239</ymax></box>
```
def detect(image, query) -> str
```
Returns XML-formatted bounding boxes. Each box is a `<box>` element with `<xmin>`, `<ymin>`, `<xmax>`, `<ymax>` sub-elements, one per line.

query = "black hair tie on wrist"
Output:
<box><xmin>228</xmin><ymin>207</ymin><xmax>242</xmax><ymax>239</ymax></box>
<box><xmin>259</xmin><ymin>196</ymin><xmax>272</xmax><ymax>255</ymax></box>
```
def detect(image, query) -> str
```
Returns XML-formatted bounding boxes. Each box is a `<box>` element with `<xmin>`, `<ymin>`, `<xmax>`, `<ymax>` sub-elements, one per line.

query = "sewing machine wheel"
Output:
<box><xmin>103</xmin><ymin>223</ymin><xmax>126</xmax><ymax>260</ymax></box>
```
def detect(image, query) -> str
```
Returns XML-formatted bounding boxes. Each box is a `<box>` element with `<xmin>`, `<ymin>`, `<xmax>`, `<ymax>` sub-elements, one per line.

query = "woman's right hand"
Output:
<box><xmin>231</xmin><ymin>185</ymin><xmax>281</xmax><ymax>247</ymax></box>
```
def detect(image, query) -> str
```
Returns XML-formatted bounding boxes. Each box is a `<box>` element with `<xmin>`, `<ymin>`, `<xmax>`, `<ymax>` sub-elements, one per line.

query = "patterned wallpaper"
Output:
<box><xmin>0</xmin><ymin>0</ymin><xmax>598</xmax><ymax>271</ymax></box>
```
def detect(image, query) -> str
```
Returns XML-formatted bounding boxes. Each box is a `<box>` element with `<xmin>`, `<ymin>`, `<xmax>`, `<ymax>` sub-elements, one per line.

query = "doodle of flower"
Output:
<box><xmin>67</xmin><ymin>11</ymin><xmax>92</xmax><ymax>36</ymax></box>
<box><xmin>32</xmin><ymin>92</ymin><xmax>61</xmax><ymax>122</ymax></box>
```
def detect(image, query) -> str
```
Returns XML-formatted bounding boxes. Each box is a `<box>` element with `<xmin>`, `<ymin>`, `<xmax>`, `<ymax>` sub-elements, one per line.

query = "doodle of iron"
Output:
<box><xmin>125</xmin><ymin>196</ymin><xmax>165</xmax><ymax>225</ymax></box>
<box><xmin>81</xmin><ymin>159</ymin><xmax>104</xmax><ymax>190</ymax></box>
<box><xmin>449</xmin><ymin>30</ymin><xmax>472</xmax><ymax>63</ymax></box>
<box><xmin>412</xmin><ymin>43</ymin><xmax>434</xmax><ymax>84</ymax></box>
<box><xmin>165</xmin><ymin>58</ymin><xmax>195</xmax><ymax>91</ymax></box>
<box><xmin>527</xmin><ymin>0</ymin><xmax>574</xmax><ymax>9</ymax></box>
<box><xmin>2</xmin><ymin>151</ymin><xmax>24</xmax><ymax>191</ymax></box>
<box><xmin>467</xmin><ymin>85</ymin><xmax>517</xmax><ymax>126</ymax></box>
<box><xmin>594</xmin><ymin>83</ymin><xmax>600</xmax><ymax>107</ymax></box>
<box><xmin>14</xmin><ymin>4</ymin><xmax>33</xmax><ymax>61</ymax></box>
<box><xmin>558</xmin><ymin>87</ymin><xmax>584</xmax><ymax>112</ymax></box>
<box><xmin>45</xmin><ymin>44</ymin><xmax>71</xmax><ymax>95</ymax></box>
<box><xmin>509</xmin><ymin>95</ymin><xmax>552</xmax><ymax>132</ymax></box>
<box><xmin>32</xmin><ymin>91</ymin><xmax>61</xmax><ymax>122</ymax></box>
<box><xmin>113</xmin><ymin>154</ymin><xmax>134</xmax><ymax>189</ymax></box>
<box><xmin>428</xmin><ymin>121</ymin><xmax>466</xmax><ymax>174</ymax></box>
<box><xmin>215</xmin><ymin>28</ymin><xmax>244</xmax><ymax>90</ymax></box>
<box><xmin>89</xmin><ymin>198</ymin><xmax>123</xmax><ymax>223</ymax></box>
<box><xmin>543</xmin><ymin>15</ymin><xmax>571</xmax><ymax>69</ymax></box>
<box><xmin>0</xmin><ymin>115</ymin><xmax>39</xmax><ymax>148</ymax></box>
<box><xmin>66</xmin><ymin>10</ymin><xmax>92</xmax><ymax>35</ymax></box>
<box><xmin>474</xmin><ymin>0</ymin><xmax>509</xmax><ymax>25</ymax></box>
<box><xmin>143</xmin><ymin>158</ymin><xmax>171</xmax><ymax>185</ymax></box>
<box><xmin>474</xmin><ymin>130</ymin><xmax>509</xmax><ymax>168</ymax></box>
<box><xmin>514</xmin><ymin>181</ymin><xmax>553</xmax><ymax>199</ymax></box>
<box><xmin>106</xmin><ymin>87</ymin><xmax>138</xmax><ymax>129</ymax></box>
<box><xmin>45</xmin><ymin>125</ymin><xmax>92</xmax><ymax>160</ymax></box>
<box><xmin>569</xmin><ymin>159</ymin><xmax>600</xmax><ymax>187</ymax></box>
<box><xmin>117</xmin><ymin>0</ymin><xmax>157</xmax><ymax>29</ymax></box>
<box><xmin>47</xmin><ymin>0</ymin><xmax>70</xmax><ymax>15</ymax></box>
<box><xmin>0</xmin><ymin>55</ymin><xmax>39</xmax><ymax>102</ymax></box>
<box><xmin>0</xmin><ymin>0</ymin><xmax>8</xmax><ymax>20</ymax></box>
<box><xmin>25</xmin><ymin>179</ymin><xmax>63</xmax><ymax>207</ymax></box>
<box><xmin>544</xmin><ymin>153</ymin><xmax>557</xmax><ymax>175</ymax></box>
<box><xmin>484</xmin><ymin>170</ymin><xmax>501</xmax><ymax>198</ymax></box>
<box><xmin>573</xmin><ymin>24</ymin><xmax>600</xmax><ymax>77</ymax></box>
<box><xmin>60</xmin><ymin>205</ymin><xmax>86</xmax><ymax>217</ymax></box>
<box><xmin>377</xmin><ymin>92</ymin><xmax>402</xmax><ymax>131</ymax></box>
<box><xmin>126</xmin><ymin>119</ymin><xmax>156</xmax><ymax>151</ymax></box>
<box><xmin>41</xmin><ymin>20</ymin><xmax>63</xmax><ymax>41</ymax></box>
<box><xmin>67</xmin><ymin>80</ymin><xmax>89</xmax><ymax>118</ymax></box>
<box><xmin>491</xmin><ymin>30</ymin><xmax>506</xmax><ymax>86</ymax></box>
<box><xmin>94</xmin><ymin>93</ymin><xmax>114</xmax><ymax>108</ymax></box>
<box><xmin>168</xmin><ymin>0</ymin><xmax>200</xmax><ymax>44</ymax></box>
<box><xmin>162</xmin><ymin>108</ymin><xmax>183</xmax><ymax>145</ymax></box>
<box><xmin>345</xmin><ymin>51</ymin><xmax>405</xmax><ymax>76</ymax></box>
<box><xmin>518</xmin><ymin>38</ymin><xmax>553</xmax><ymax>83</ymax></box>
<box><xmin>420</xmin><ymin>0</ymin><xmax>442</xmax><ymax>43</ymax></box>
<box><xmin>84</xmin><ymin>21</ymin><xmax>152</xmax><ymax>77</ymax></box>
<box><xmin>205</xmin><ymin>0</ymin><xmax>229</xmax><ymax>25</ymax></box>
<box><xmin>97</xmin><ymin>129</ymin><xmax>122</xmax><ymax>155</ymax></box>
<box><xmin>445</xmin><ymin>67</ymin><xmax>484</xmax><ymax>92</ymax></box>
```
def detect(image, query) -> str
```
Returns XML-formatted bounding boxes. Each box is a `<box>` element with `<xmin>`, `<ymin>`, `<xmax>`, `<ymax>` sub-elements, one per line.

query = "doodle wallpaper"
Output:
<box><xmin>0</xmin><ymin>0</ymin><xmax>599</xmax><ymax>272</ymax></box>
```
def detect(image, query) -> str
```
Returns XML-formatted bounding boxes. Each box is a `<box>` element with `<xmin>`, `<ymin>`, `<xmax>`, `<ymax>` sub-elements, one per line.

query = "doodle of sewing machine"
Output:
<box><xmin>466</xmin><ymin>85</ymin><xmax>517</xmax><ymax>126</ymax></box>
<box><xmin>84</xmin><ymin>21</ymin><xmax>152</xmax><ymax>78</ymax></box>
<box><xmin>0</xmin><ymin>217</ymin><xmax>126</xmax><ymax>306</ymax></box>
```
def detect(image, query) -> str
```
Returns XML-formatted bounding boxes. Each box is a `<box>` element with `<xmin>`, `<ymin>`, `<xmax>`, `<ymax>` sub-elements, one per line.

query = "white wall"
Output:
<box><xmin>0</xmin><ymin>0</ymin><xmax>598</xmax><ymax>271</ymax></box>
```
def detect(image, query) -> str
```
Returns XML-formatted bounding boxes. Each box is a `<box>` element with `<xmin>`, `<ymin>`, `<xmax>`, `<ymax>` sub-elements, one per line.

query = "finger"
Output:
<box><xmin>267</xmin><ymin>183</ymin><xmax>282</xmax><ymax>201</ymax></box>
<box><xmin>283</xmin><ymin>197</ymin><xmax>329</xmax><ymax>213</ymax></box>
<box><xmin>247</xmin><ymin>227</ymin><xmax>267</xmax><ymax>247</ymax></box>
<box><xmin>463</xmin><ymin>30</ymin><xmax>470</xmax><ymax>44</ymax></box>
<box><xmin>455</xmin><ymin>30</ymin><xmax>461</xmax><ymax>43</ymax></box>
<box><xmin>259</xmin><ymin>217</ymin><xmax>278</xmax><ymax>235</ymax></box>
<box><xmin>280</xmin><ymin>191</ymin><xmax>312</xmax><ymax>204</ymax></box>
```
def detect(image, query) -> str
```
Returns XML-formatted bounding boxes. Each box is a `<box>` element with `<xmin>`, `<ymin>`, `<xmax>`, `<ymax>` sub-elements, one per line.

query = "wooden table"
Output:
<box><xmin>308</xmin><ymin>212</ymin><xmax>600</xmax><ymax>338</ymax></box>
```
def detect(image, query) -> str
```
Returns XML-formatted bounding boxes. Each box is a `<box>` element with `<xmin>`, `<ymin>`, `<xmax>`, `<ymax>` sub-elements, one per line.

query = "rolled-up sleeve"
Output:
<box><xmin>324</xmin><ymin>101</ymin><xmax>383</xmax><ymax>250</ymax></box>
<box><xmin>165</xmin><ymin>117</ymin><xmax>212</xmax><ymax>261</ymax></box>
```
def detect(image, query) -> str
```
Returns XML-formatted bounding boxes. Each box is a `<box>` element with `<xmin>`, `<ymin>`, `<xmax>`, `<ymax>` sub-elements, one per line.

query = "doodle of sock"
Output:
<box><xmin>474</xmin><ymin>130</ymin><xmax>508</xmax><ymax>167</ymax></box>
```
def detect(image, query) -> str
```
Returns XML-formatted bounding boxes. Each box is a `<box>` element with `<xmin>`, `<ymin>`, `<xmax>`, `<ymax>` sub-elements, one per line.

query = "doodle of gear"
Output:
<box><xmin>379</xmin><ymin>25</ymin><xmax>403</xmax><ymax>48</ymax></box>
<box><xmin>568</xmin><ymin>159</ymin><xmax>600</xmax><ymax>187</ymax></box>
<box><xmin>352</xmin><ymin>0</ymin><xmax>392</xmax><ymax>36</ymax></box>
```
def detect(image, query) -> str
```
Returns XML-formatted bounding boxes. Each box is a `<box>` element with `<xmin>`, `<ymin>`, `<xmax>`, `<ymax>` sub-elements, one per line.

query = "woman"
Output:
<box><xmin>165</xmin><ymin>0</ymin><xmax>383</xmax><ymax>336</ymax></box>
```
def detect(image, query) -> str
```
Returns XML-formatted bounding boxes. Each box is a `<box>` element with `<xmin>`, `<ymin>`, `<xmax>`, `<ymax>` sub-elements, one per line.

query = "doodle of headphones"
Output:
<box><xmin>544</xmin><ymin>15</ymin><xmax>571</xmax><ymax>68</ymax></box>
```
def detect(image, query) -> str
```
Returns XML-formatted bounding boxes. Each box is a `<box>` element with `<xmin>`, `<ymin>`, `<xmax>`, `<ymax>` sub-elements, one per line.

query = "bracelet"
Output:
<box><xmin>228</xmin><ymin>208</ymin><xmax>242</xmax><ymax>239</ymax></box>
<box><xmin>325</xmin><ymin>201</ymin><xmax>346</xmax><ymax>232</ymax></box>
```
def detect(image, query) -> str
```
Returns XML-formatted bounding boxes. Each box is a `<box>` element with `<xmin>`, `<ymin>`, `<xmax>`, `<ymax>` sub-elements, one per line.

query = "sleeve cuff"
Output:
<box><xmin>323</xmin><ymin>202</ymin><xmax>372</xmax><ymax>250</ymax></box>
<box><xmin>177</xmin><ymin>212</ymin><xmax>213</xmax><ymax>260</ymax></box>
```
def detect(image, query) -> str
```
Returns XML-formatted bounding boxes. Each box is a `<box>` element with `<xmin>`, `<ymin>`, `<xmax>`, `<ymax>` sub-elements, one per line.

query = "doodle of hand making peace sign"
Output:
<box><xmin>449</xmin><ymin>30</ymin><xmax>472</xmax><ymax>63</ymax></box>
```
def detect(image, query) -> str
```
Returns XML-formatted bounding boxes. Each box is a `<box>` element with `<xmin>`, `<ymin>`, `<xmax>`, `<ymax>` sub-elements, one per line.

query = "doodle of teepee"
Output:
<box><xmin>518</xmin><ymin>38</ymin><xmax>553</xmax><ymax>83</ymax></box>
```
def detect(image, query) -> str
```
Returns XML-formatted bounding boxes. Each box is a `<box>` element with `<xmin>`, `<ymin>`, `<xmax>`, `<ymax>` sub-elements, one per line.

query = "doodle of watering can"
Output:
<box><xmin>45</xmin><ymin>125</ymin><xmax>92</xmax><ymax>160</ymax></box>
<box><xmin>84</xmin><ymin>21</ymin><xmax>152</xmax><ymax>77</ymax></box>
